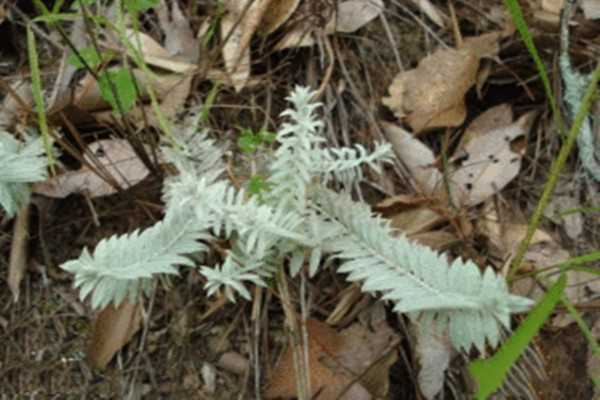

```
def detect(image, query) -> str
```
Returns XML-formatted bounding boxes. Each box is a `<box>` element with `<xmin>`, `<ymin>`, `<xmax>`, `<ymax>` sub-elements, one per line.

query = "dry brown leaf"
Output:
<box><xmin>0</xmin><ymin>80</ymin><xmax>33</xmax><ymax>130</ymax></box>
<box><xmin>374</xmin><ymin>193</ymin><xmax>432</xmax><ymax>216</ymax></box>
<box><xmin>414</xmin><ymin>322</ymin><xmax>454</xmax><ymax>400</ymax></box>
<box><xmin>156</xmin><ymin>0</ymin><xmax>198</xmax><ymax>62</ymax></box>
<box><xmin>409</xmin><ymin>230</ymin><xmax>458</xmax><ymax>251</ymax></box>
<box><xmin>334</xmin><ymin>0</ymin><xmax>384</xmax><ymax>33</ymax></box>
<box><xmin>459</xmin><ymin>103</ymin><xmax>513</xmax><ymax>148</ymax></box>
<box><xmin>336</xmin><ymin>318</ymin><xmax>399</xmax><ymax>398</ymax></box>
<box><xmin>389</xmin><ymin>207</ymin><xmax>445</xmax><ymax>236</ymax></box>
<box><xmin>264</xmin><ymin>319</ymin><xmax>356</xmax><ymax>399</ymax></box>
<box><xmin>544</xmin><ymin>182</ymin><xmax>584</xmax><ymax>240</ymax></box>
<box><xmin>541</xmin><ymin>0</ymin><xmax>565</xmax><ymax>15</ymax></box>
<box><xmin>448</xmin><ymin>111</ymin><xmax>534</xmax><ymax>207</ymax></box>
<box><xmin>511</xmin><ymin>237</ymin><xmax>600</xmax><ymax>328</ymax></box>
<box><xmin>33</xmin><ymin>139</ymin><xmax>151</xmax><ymax>198</ymax></box>
<box><xmin>481</xmin><ymin>214</ymin><xmax>553</xmax><ymax>257</ymax></box>
<box><xmin>461</xmin><ymin>31</ymin><xmax>503</xmax><ymax>59</ymax></box>
<box><xmin>103</xmin><ymin>28</ymin><xmax>195</xmax><ymax>74</ymax></box>
<box><xmin>383</xmin><ymin>47</ymin><xmax>478</xmax><ymax>132</ymax></box>
<box><xmin>48</xmin><ymin>18</ymin><xmax>88</xmax><ymax>113</ymax></box>
<box><xmin>222</xmin><ymin>0</ymin><xmax>273</xmax><ymax>92</ymax></box>
<box><xmin>382</xmin><ymin>33</ymin><xmax>502</xmax><ymax>133</ymax></box>
<box><xmin>74</xmin><ymin>68</ymin><xmax>183</xmax><ymax>112</ymax></box>
<box><xmin>258</xmin><ymin>0</ymin><xmax>300</xmax><ymax>35</ymax></box>
<box><xmin>582</xmin><ymin>0</ymin><xmax>600</xmax><ymax>19</ymax></box>
<box><xmin>409</xmin><ymin>0</ymin><xmax>446</xmax><ymax>27</ymax></box>
<box><xmin>382</xmin><ymin>122</ymin><xmax>442</xmax><ymax>194</ymax></box>
<box><xmin>265</xmin><ymin>318</ymin><xmax>397</xmax><ymax>399</ymax></box>
<box><xmin>102</xmin><ymin>1</ymin><xmax>197</xmax><ymax>75</ymax></box>
<box><xmin>274</xmin><ymin>0</ymin><xmax>383</xmax><ymax>50</ymax></box>
<box><xmin>479</xmin><ymin>205</ymin><xmax>598</xmax><ymax>323</ymax></box>
<box><xmin>217</xmin><ymin>352</ymin><xmax>249</xmax><ymax>375</ymax></box>
<box><xmin>8</xmin><ymin>205</ymin><xmax>30</xmax><ymax>302</ymax></box>
<box><xmin>150</xmin><ymin>0</ymin><xmax>198</xmax><ymax>124</ymax></box>
<box><xmin>138</xmin><ymin>0</ymin><xmax>197</xmax><ymax>127</ymax></box>
<box><xmin>78</xmin><ymin>1</ymin><xmax>196</xmax><ymax>128</ymax></box>
<box><xmin>87</xmin><ymin>300</ymin><xmax>142</xmax><ymax>369</ymax></box>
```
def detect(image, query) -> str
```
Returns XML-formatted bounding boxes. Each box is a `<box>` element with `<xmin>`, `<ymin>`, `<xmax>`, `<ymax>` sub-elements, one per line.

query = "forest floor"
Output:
<box><xmin>0</xmin><ymin>1</ymin><xmax>599</xmax><ymax>399</ymax></box>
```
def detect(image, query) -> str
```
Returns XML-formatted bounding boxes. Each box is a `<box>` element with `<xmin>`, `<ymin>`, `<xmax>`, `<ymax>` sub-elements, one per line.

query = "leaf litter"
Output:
<box><xmin>265</xmin><ymin>315</ymin><xmax>399</xmax><ymax>399</ymax></box>
<box><xmin>33</xmin><ymin>139</ymin><xmax>152</xmax><ymax>198</ymax></box>
<box><xmin>3</xmin><ymin>0</ymin><xmax>600</xmax><ymax>398</ymax></box>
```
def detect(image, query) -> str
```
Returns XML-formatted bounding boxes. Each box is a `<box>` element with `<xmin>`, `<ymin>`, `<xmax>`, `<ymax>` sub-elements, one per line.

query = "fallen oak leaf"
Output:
<box><xmin>382</xmin><ymin>32</ymin><xmax>503</xmax><ymax>133</ymax></box>
<box><xmin>265</xmin><ymin>319</ymin><xmax>362</xmax><ymax>399</ymax></box>
<box><xmin>447</xmin><ymin>111</ymin><xmax>535</xmax><ymax>207</ymax></box>
<box><xmin>383</xmin><ymin>47</ymin><xmax>478</xmax><ymax>133</ymax></box>
<box><xmin>265</xmin><ymin>318</ymin><xmax>398</xmax><ymax>399</ymax></box>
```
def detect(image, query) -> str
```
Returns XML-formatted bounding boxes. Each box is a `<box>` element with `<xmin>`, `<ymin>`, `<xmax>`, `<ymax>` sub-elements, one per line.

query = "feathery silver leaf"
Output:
<box><xmin>0</xmin><ymin>132</ymin><xmax>48</xmax><ymax>216</ymax></box>
<box><xmin>313</xmin><ymin>188</ymin><xmax>533</xmax><ymax>352</ymax></box>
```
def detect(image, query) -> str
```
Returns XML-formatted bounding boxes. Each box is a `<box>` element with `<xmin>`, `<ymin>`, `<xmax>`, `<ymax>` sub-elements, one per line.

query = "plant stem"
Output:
<box><xmin>510</xmin><ymin>62</ymin><xmax>600</xmax><ymax>277</ymax></box>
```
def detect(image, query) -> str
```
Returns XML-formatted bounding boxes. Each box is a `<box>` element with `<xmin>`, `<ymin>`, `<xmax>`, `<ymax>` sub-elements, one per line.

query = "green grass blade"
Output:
<box><xmin>201</xmin><ymin>82</ymin><xmax>221</xmax><ymax>123</ymax></box>
<box><xmin>468</xmin><ymin>274</ymin><xmax>566</xmax><ymax>400</ymax></box>
<box><xmin>504</xmin><ymin>0</ymin><xmax>564</xmax><ymax>135</ymax></box>
<box><xmin>510</xmin><ymin>61</ymin><xmax>600</xmax><ymax>277</ymax></box>
<box><xmin>561</xmin><ymin>296</ymin><xmax>600</xmax><ymax>356</ymax></box>
<box><xmin>560</xmin><ymin>205</ymin><xmax>600</xmax><ymax>215</ymax></box>
<box><xmin>27</xmin><ymin>25</ymin><xmax>55</xmax><ymax>171</ymax></box>
<box><xmin>558</xmin><ymin>250</ymin><xmax>600</xmax><ymax>270</ymax></box>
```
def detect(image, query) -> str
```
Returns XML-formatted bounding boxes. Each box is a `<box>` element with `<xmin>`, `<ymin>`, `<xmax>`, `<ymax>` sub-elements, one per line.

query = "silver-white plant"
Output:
<box><xmin>0</xmin><ymin>131</ymin><xmax>48</xmax><ymax>217</ymax></box>
<box><xmin>61</xmin><ymin>86</ymin><xmax>533</xmax><ymax>352</ymax></box>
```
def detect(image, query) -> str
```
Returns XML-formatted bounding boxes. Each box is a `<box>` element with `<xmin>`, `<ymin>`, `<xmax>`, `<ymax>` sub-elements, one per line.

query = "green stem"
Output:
<box><xmin>510</xmin><ymin>62</ymin><xmax>600</xmax><ymax>277</ymax></box>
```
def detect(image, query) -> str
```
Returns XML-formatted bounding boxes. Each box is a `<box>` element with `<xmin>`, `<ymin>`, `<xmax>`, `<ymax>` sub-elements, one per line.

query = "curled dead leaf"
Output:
<box><xmin>382</xmin><ymin>32</ymin><xmax>503</xmax><ymax>133</ymax></box>
<box><xmin>8</xmin><ymin>205</ymin><xmax>30</xmax><ymax>302</ymax></box>
<box><xmin>258</xmin><ymin>0</ymin><xmax>300</xmax><ymax>35</ymax></box>
<box><xmin>382</xmin><ymin>47</ymin><xmax>478</xmax><ymax>132</ymax></box>
<box><xmin>222</xmin><ymin>0</ymin><xmax>273</xmax><ymax>92</ymax></box>
<box><xmin>382</xmin><ymin>122</ymin><xmax>442</xmax><ymax>195</ymax></box>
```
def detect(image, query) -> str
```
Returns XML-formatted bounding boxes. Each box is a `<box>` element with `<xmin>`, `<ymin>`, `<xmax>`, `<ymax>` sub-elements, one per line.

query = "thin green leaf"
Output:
<box><xmin>503</xmin><ymin>0</ymin><xmax>564</xmax><ymax>135</ymax></box>
<box><xmin>469</xmin><ymin>274</ymin><xmax>566</xmax><ymax>400</ymax></box>
<box><xmin>67</xmin><ymin>46</ymin><xmax>113</xmax><ymax>69</ymax></box>
<box><xmin>561</xmin><ymin>296</ymin><xmax>600</xmax><ymax>356</ymax></box>
<box><xmin>32</xmin><ymin>12</ymin><xmax>80</xmax><ymax>24</ymax></box>
<box><xmin>124</xmin><ymin>0</ymin><xmax>159</xmax><ymax>13</ymax></box>
<box><xmin>26</xmin><ymin>25</ymin><xmax>55</xmax><ymax>171</ymax></box>
<box><xmin>510</xmin><ymin>61</ymin><xmax>600</xmax><ymax>277</ymax></box>
<box><xmin>200</xmin><ymin>82</ymin><xmax>221</xmax><ymax>123</ymax></box>
<box><xmin>98</xmin><ymin>68</ymin><xmax>138</xmax><ymax>114</ymax></box>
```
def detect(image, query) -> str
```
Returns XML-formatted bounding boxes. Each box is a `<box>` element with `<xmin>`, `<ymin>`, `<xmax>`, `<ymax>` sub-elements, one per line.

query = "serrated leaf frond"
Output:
<box><xmin>0</xmin><ymin>132</ymin><xmax>48</xmax><ymax>216</ymax></box>
<box><xmin>313</xmin><ymin>188</ymin><xmax>533</xmax><ymax>352</ymax></box>
<box><xmin>60</xmin><ymin>211</ymin><xmax>211</xmax><ymax>308</ymax></box>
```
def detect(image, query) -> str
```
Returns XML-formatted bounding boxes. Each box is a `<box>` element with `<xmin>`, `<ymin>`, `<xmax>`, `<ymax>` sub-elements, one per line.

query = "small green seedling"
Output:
<box><xmin>237</xmin><ymin>128</ymin><xmax>277</xmax><ymax>153</ymax></box>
